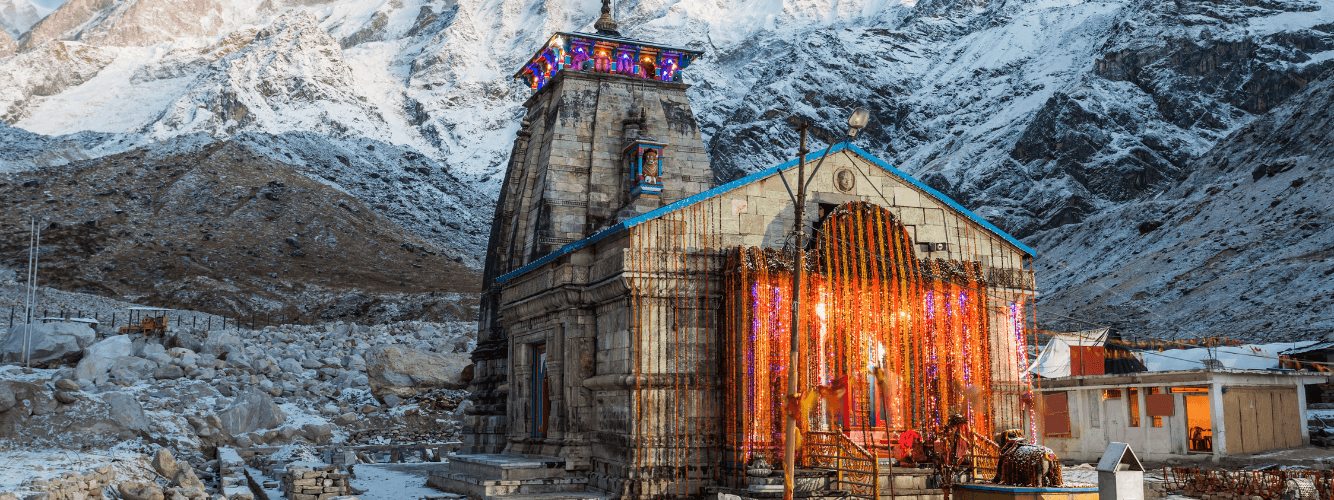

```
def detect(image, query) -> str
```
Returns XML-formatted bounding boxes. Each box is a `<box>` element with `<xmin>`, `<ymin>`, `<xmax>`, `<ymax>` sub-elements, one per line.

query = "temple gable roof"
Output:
<box><xmin>495</xmin><ymin>143</ymin><xmax>1034</xmax><ymax>284</ymax></box>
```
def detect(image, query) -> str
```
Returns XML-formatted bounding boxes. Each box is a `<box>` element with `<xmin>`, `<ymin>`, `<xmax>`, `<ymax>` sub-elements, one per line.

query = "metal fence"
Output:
<box><xmin>1164</xmin><ymin>466</ymin><xmax>1333</xmax><ymax>500</ymax></box>
<box><xmin>4</xmin><ymin>306</ymin><xmax>282</xmax><ymax>333</ymax></box>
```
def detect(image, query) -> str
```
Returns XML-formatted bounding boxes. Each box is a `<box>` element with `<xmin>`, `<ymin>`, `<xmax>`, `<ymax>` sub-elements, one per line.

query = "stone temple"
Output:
<box><xmin>433</xmin><ymin>4</ymin><xmax>1040</xmax><ymax>500</ymax></box>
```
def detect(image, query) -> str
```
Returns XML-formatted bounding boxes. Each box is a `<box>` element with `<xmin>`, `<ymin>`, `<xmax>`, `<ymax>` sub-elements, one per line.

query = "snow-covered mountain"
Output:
<box><xmin>1029</xmin><ymin>63</ymin><xmax>1334</xmax><ymax>342</ymax></box>
<box><xmin>0</xmin><ymin>0</ymin><xmax>1332</xmax><ymax>333</ymax></box>
<box><xmin>0</xmin><ymin>0</ymin><xmax>48</xmax><ymax>40</ymax></box>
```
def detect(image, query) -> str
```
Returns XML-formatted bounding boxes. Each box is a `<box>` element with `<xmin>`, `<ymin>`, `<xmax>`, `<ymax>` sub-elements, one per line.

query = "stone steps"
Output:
<box><xmin>876</xmin><ymin>487</ymin><xmax>945</xmax><ymax>500</ymax></box>
<box><xmin>474</xmin><ymin>494</ymin><xmax>614</xmax><ymax>500</ymax></box>
<box><xmin>427</xmin><ymin>471</ymin><xmax>589</xmax><ymax>498</ymax></box>
<box><xmin>426</xmin><ymin>454</ymin><xmax>595</xmax><ymax>500</ymax></box>
<box><xmin>447</xmin><ymin>454</ymin><xmax>573</xmax><ymax>480</ymax></box>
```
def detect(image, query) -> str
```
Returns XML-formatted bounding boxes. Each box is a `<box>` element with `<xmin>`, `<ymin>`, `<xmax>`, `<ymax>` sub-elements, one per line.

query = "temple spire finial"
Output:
<box><xmin>594</xmin><ymin>0</ymin><xmax>620</xmax><ymax>35</ymax></box>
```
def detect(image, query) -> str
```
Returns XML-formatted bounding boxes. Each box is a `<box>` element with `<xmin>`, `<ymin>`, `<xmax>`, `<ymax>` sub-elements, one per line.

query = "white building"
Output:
<box><xmin>1036</xmin><ymin>369</ymin><xmax>1328</xmax><ymax>462</ymax></box>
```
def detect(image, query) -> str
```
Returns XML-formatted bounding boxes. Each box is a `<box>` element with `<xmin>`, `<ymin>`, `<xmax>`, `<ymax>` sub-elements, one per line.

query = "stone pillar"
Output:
<box><xmin>543</xmin><ymin>325</ymin><xmax>567</xmax><ymax>457</ymax></box>
<box><xmin>560</xmin><ymin>308</ymin><xmax>597</xmax><ymax>471</ymax></box>
<box><xmin>1209</xmin><ymin>381</ymin><xmax>1226</xmax><ymax>459</ymax></box>
<box><xmin>508</xmin><ymin>335</ymin><xmax>533</xmax><ymax>454</ymax></box>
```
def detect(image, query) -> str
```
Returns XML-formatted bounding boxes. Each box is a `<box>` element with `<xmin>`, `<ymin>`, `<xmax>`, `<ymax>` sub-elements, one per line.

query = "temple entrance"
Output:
<box><xmin>533</xmin><ymin>343</ymin><xmax>549</xmax><ymax>438</ymax></box>
<box><xmin>722</xmin><ymin>202</ymin><xmax>1024</xmax><ymax>468</ymax></box>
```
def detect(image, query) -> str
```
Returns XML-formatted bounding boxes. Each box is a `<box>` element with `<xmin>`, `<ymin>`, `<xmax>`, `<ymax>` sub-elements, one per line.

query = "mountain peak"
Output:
<box><xmin>0</xmin><ymin>0</ymin><xmax>49</xmax><ymax>39</ymax></box>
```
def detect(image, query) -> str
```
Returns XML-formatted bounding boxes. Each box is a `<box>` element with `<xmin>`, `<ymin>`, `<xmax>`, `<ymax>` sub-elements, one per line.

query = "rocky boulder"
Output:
<box><xmin>118</xmin><ymin>482</ymin><xmax>165</xmax><ymax>500</ymax></box>
<box><xmin>0</xmin><ymin>384</ymin><xmax>14</xmax><ymax>413</ymax></box>
<box><xmin>102</xmin><ymin>391</ymin><xmax>150</xmax><ymax>433</ymax></box>
<box><xmin>167</xmin><ymin>329</ymin><xmax>205</xmax><ymax>353</ymax></box>
<box><xmin>152</xmin><ymin>448</ymin><xmax>180</xmax><ymax>478</ymax></box>
<box><xmin>365</xmin><ymin>346</ymin><xmax>470</xmax><ymax>400</ymax></box>
<box><xmin>74</xmin><ymin>336</ymin><xmax>133</xmax><ymax>381</ymax></box>
<box><xmin>217</xmin><ymin>386</ymin><xmax>286</xmax><ymax>436</ymax></box>
<box><xmin>109</xmin><ymin>356</ymin><xmax>158</xmax><ymax>382</ymax></box>
<box><xmin>0</xmin><ymin>322</ymin><xmax>95</xmax><ymax>367</ymax></box>
<box><xmin>201</xmin><ymin>332</ymin><xmax>243</xmax><ymax>360</ymax></box>
<box><xmin>153</xmin><ymin>365</ymin><xmax>185</xmax><ymax>379</ymax></box>
<box><xmin>278</xmin><ymin>358</ymin><xmax>303</xmax><ymax>374</ymax></box>
<box><xmin>53</xmin><ymin>379</ymin><xmax>79</xmax><ymax>392</ymax></box>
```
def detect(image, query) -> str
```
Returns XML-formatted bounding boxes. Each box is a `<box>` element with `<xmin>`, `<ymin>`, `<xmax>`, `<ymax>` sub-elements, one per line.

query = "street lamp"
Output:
<box><xmin>847</xmin><ymin>108</ymin><xmax>871</xmax><ymax>137</ymax></box>
<box><xmin>783</xmin><ymin>108</ymin><xmax>871</xmax><ymax>500</ymax></box>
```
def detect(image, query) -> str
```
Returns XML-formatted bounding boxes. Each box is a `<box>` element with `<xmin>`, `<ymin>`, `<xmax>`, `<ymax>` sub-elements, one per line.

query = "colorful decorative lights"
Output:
<box><xmin>515</xmin><ymin>32</ymin><xmax>701</xmax><ymax>91</ymax></box>
<box><xmin>723</xmin><ymin>202</ymin><xmax>1026</xmax><ymax>465</ymax></box>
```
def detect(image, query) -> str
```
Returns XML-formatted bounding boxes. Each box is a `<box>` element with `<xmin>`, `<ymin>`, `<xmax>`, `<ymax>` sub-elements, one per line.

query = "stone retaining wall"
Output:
<box><xmin>278</xmin><ymin>465</ymin><xmax>350</xmax><ymax>500</ymax></box>
<box><xmin>1</xmin><ymin>465</ymin><xmax>115</xmax><ymax>500</ymax></box>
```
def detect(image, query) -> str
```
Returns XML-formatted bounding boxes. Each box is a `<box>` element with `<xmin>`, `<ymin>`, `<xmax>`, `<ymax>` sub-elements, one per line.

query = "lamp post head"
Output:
<box><xmin>846</xmin><ymin>108</ymin><xmax>870</xmax><ymax>137</ymax></box>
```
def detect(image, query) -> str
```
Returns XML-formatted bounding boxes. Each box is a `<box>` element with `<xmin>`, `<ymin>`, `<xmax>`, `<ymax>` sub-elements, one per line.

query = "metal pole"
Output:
<box><xmin>783</xmin><ymin>123</ymin><xmax>809</xmax><ymax>500</ymax></box>
<box><xmin>21</xmin><ymin>219</ymin><xmax>34</xmax><ymax>367</ymax></box>
<box><xmin>29</xmin><ymin>221</ymin><xmax>40</xmax><ymax>368</ymax></box>
<box><xmin>23</xmin><ymin>219</ymin><xmax>40</xmax><ymax>369</ymax></box>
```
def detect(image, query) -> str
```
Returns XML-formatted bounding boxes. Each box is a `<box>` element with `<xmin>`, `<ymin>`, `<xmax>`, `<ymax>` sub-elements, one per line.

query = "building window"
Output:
<box><xmin>1104</xmin><ymin>389</ymin><xmax>1121</xmax><ymax>400</ymax></box>
<box><xmin>1128</xmin><ymin>388</ymin><xmax>1141</xmax><ymax>427</ymax></box>
<box><xmin>1148</xmin><ymin>387</ymin><xmax>1166</xmax><ymax>427</ymax></box>
<box><xmin>1044</xmin><ymin>392</ymin><xmax>1072</xmax><ymax>437</ymax></box>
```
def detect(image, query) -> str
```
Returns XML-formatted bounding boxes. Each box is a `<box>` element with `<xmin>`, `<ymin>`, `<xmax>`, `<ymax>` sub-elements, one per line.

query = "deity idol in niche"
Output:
<box><xmin>641</xmin><ymin>149</ymin><xmax>660</xmax><ymax>184</ymax></box>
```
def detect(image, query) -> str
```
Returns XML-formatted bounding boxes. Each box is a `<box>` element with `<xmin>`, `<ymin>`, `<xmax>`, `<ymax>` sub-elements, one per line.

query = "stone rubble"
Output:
<box><xmin>0</xmin><ymin>318</ymin><xmax>476</xmax><ymax>497</ymax></box>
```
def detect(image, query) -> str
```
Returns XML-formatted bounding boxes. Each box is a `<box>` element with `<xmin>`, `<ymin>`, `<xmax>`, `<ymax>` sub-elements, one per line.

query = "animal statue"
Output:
<box><xmin>992</xmin><ymin>429</ymin><xmax>1062</xmax><ymax>487</ymax></box>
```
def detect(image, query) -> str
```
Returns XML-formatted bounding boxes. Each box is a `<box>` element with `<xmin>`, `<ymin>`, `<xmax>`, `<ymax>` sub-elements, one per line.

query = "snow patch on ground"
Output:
<box><xmin>350</xmin><ymin>463</ymin><xmax>460</xmax><ymax>500</ymax></box>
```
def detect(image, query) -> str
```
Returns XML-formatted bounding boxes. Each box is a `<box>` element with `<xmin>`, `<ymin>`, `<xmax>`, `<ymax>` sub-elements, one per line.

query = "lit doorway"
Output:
<box><xmin>1178</xmin><ymin>388</ymin><xmax>1212</xmax><ymax>453</ymax></box>
<box><xmin>533</xmin><ymin>344</ymin><xmax>549</xmax><ymax>438</ymax></box>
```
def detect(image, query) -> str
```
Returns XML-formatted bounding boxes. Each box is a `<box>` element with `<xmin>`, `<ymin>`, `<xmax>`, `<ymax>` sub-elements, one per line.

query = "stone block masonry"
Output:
<box><xmin>0</xmin><ymin>465</ymin><xmax>115</xmax><ymax>500</ymax></box>
<box><xmin>279</xmin><ymin>465</ymin><xmax>351</xmax><ymax>500</ymax></box>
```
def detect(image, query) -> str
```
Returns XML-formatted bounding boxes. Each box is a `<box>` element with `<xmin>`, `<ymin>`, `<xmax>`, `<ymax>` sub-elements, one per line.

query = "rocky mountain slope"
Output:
<box><xmin>0</xmin><ymin>138</ymin><xmax>481</xmax><ymax>323</ymax></box>
<box><xmin>0</xmin><ymin>0</ymin><xmax>1332</xmax><ymax>333</ymax></box>
<box><xmin>1030</xmin><ymin>62</ymin><xmax>1334</xmax><ymax>341</ymax></box>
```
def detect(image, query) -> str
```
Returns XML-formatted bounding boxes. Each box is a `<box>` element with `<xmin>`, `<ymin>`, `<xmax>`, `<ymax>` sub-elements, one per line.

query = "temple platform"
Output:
<box><xmin>427</xmin><ymin>454</ymin><xmax>608</xmax><ymax>500</ymax></box>
<box><xmin>952</xmin><ymin>483</ymin><xmax>1099</xmax><ymax>500</ymax></box>
<box><xmin>708</xmin><ymin>467</ymin><xmax>945</xmax><ymax>500</ymax></box>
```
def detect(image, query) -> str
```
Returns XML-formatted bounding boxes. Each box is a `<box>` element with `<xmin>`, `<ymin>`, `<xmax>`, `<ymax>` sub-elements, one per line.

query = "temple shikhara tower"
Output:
<box><xmin>435</xmin><ymin>3</ymin><xmax>1040</xmax><ymax>499</ymax></box>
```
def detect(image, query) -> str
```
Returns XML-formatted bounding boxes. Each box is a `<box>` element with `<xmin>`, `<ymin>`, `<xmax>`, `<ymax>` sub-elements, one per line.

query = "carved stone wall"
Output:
<box><xmin>467</xmin><ymin>69</ymin><xmax>712</xmax><ymax>456</ymax></box>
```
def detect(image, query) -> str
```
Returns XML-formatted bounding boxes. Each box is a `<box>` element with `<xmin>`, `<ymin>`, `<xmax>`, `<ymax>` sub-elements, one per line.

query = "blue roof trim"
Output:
<box><xmin>844</xmin><ymin>143</ymin><xmax>1036</xmax><ymax>256</ymax></box>
<box><xmin>494</xmin><ymin>143</ymin><xmax>1032</xmax><ymax>284</ymax></box>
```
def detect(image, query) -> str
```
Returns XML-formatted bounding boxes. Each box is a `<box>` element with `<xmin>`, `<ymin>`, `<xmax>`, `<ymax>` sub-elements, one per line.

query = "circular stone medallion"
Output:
<box><xmin>834</xmin><ymin>168</ymin><xmax>856</xmax><ymax>193</ymax></box>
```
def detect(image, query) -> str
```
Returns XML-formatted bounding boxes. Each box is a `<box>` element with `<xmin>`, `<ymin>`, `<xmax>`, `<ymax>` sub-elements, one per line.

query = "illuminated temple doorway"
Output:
<box><xmin>722</xmin><ymin>202</ymin><xmax>1028</xmax><ymax>466</ymax></box>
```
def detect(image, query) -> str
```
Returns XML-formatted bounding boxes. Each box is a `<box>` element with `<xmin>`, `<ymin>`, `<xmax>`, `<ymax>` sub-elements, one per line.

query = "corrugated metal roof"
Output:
<box><xmin>494</xmin><ymin>143</ymin><xmax>1034</xmax><ymax>284</ymax></box>
<box><xmin>1281</xmin><ymin>341</ymin><xmax>1334</xmax><ymax>356</ymax></box>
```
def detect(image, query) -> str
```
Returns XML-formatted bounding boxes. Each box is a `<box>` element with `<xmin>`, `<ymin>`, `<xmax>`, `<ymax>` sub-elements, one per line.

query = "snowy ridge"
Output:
<box><xmin>1029</xmin><ymin>64</ymin><xmax>1334</xmax><ymax>341</ymax></box>
<box><xmin>0</xmin><ymin>0</ymin><xmax>1331</xmax><ymax>332</ymax></box>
